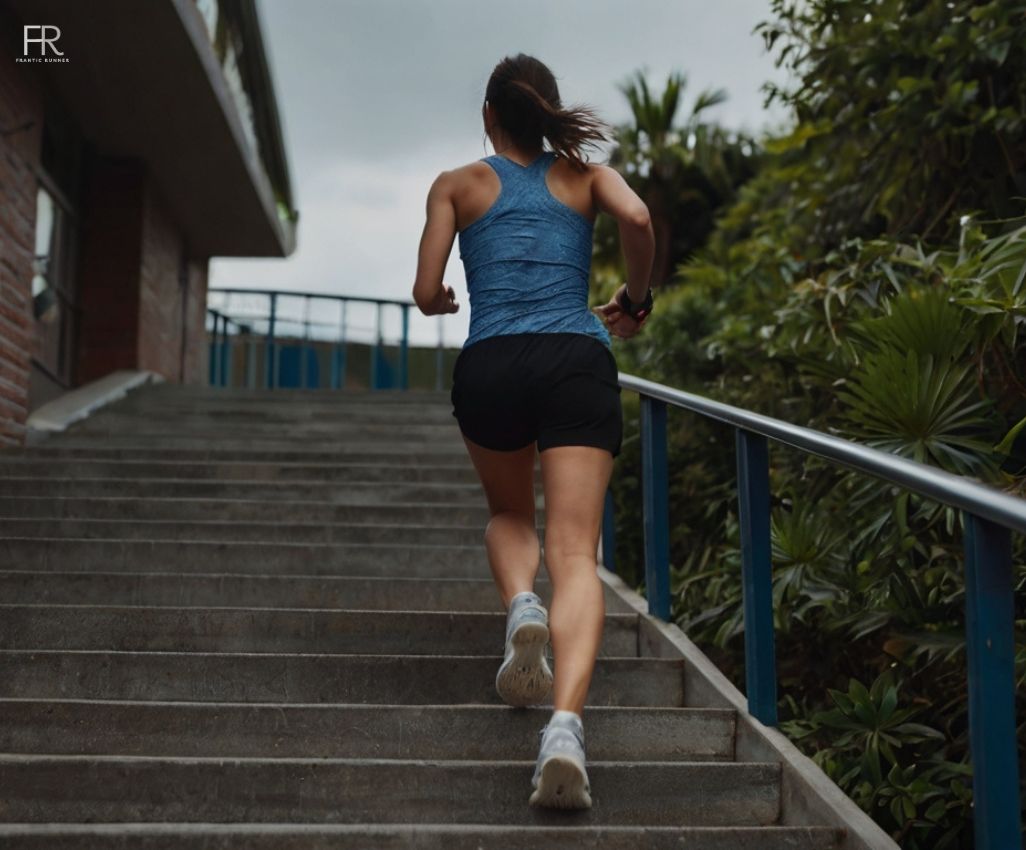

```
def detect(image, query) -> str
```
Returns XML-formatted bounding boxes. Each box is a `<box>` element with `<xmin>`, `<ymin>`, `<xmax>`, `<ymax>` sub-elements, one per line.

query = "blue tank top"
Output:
<box><xmin>457</xmin><ymin>151</ymin><xmax>611</xmax><ymax>351</ymax></box>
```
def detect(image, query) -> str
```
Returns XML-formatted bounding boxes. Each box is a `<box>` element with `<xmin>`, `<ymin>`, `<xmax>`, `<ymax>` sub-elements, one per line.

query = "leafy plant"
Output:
<box><xmin>601</xmin><ymin>2</ymin><xmax>1026</xmax><ymax>846</ymax></box>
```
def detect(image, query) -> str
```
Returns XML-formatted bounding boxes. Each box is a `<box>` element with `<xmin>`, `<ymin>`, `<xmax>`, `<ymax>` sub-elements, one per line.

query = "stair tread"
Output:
<box><xmin>0</xmin><ymin>824</ymin><xmax>846</xmax><ymax>850</ymax></box>
<box><xmin>0</xmin><ymin>384</ymin><xmax>855</xmax><ymax>841</ymax></box>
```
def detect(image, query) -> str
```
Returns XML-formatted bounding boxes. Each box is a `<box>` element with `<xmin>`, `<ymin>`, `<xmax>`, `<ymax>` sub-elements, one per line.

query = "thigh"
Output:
<box><xmin>536</xmin><ymin>335</ymin><xmax>623</xmax><ymax>459</ymax></box>
<box><xmin>462</xmin><ymin>434</ymin><xmax>538</xmax><ymax>519</ymax></box>
<box><xmin>539</xmin><ymin>444</ymin><xmax>614</xmax><ymax>563</ymax></box>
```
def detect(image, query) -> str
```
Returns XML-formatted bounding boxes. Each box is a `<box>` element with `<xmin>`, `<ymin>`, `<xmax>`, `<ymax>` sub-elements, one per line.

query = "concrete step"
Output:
<box><xmin>0</xmin><ymin>497</ymin><xmax>511</xmax><ymax>526</ymax></box>
<box><xmin>0</xmin><ymin>459</ymin><xmax>486</xmax><ymax>483</ymax></box>
<box><xmin>0</xmin><ymin>477</ymin><xmax>491</xmax><ymax>503</ymax></box>
<box><xmin>0</xmin><ymin>606</ymin><xmax>639</xmax><ymax>656</ymax></box>
<box><xmin>0</xmin><ymin>518</ymin><xmax>490</xmax><ymax>545</ymax></box>
<box><xmin>117</xmin><ymin>386</ymin><xmax>454</xmax><ymax>402</ymax></box>
<box><xmin>0</xmin><ymin>755</ymin><xmax>780</xmax><ymax>826</ymax></box>
<box><xmin>0</xmin><ymin>539</ymin><xmax>498</xmax><ymax>577</ymax></box>
<box><xmin>0</xmin><ymin>651</ymin><xmax>685</xmax><ymax>705</ymax></box>
<box><xmin>0</xmin><ymin>384</ymin><xmax>864</xmax><ymax>845</ymax></box>
<box><xmin>63</xmin><ymin>426</ymin><xmax>468</xmax><ymax>444</ymax></box>
<box><xmin>38</xmin><ymin>438</ymin><xmax>472</xmax><ymax>453</ymax></box>
<box><xmin>75</xmin><ymin>406</ymin><xmax>462</xmax><ymax>424</ymax></box>
<box><xmin>9</xmin><ymin>446</ymin><xmax>475</xmax><ymax>464</ymax></box>
<box><xmin>0</xmin><ymin>572</ymin><xmax>637</xmax><ymax>613</ymax></box>
<box><xmin>0</xmin><ymin>701</ymin><xmax>735</xmax><ymax>761</ymax></box>
<box><xmin>0</xmin><ymin>824</ymin><xmax>846</xmax><ymax>849</ymax></box>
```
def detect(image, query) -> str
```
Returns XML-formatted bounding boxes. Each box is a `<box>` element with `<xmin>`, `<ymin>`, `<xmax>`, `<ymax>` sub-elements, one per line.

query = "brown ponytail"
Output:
<box><xmin>483</xmin><ymin>53</ymin><xmax>612</xmax><ymax>172</ymax></box>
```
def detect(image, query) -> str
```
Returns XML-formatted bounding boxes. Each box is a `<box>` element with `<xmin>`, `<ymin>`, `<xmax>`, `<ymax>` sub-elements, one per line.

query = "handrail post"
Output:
<box><xmin>266</xmin><ymin>292</ymin><xmax>278</xmax><ymax>389</ymax></box>
<box><xmin>640</xmin><ymin>395</ymin><xmax>670</xmax><ymax>620</ymax></box>
<box><xmin>246</xmin><ymin>334</ymin><xmax>256</xmax><ymax>389</ymax></box>
<box><xmin>302</xmin><ymin>295</ymin><xmax>311</xmax><ymax>389</ymax></box>
<box><xmin>372</xmin><ymin>303</ymin><xmax>382</xmax><ymax>390</ymax></box>
<box><xmin>226</xmin><ymin>320</ymin><xmax>234</xmax><ymax>386</ymax></box>
<box><xmin>736</xmin><ymin>429</ymin><xmax>778</xmax><ymax>726</ymax></box>
<box><xmin>212</xmin><ymin>314</ymin><xmax>222</xmax><ymax>385</ymax></box>
<box><xmin>400</xmin><ymin>304</ymin><xmax>410</xmax><ymax>390</ymax></box>
<box><xmin>963</xmin><ymin>512</ymin><xmax>1020</xmax><ymax>850</ymax></box>
<box><xmin>207</xmin><ymin>311</ymin><xmax>219</xmax><ymax>386</ymax></box>
<box><xmin>331</xmin><ymin>299</ymin><xmax>345</xmax><ymax>390</ymax></box>
<box><xmin>221</xmin><ymin>320</ymin><xmax>232</xmax><ymax>387</ymax></box>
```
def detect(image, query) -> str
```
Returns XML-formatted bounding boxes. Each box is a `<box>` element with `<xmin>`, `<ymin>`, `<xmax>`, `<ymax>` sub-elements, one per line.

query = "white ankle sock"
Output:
<box><xmin>550</xmin><ymin>709</ymin><xmax>582</xmax><ymax>726</ymax></box>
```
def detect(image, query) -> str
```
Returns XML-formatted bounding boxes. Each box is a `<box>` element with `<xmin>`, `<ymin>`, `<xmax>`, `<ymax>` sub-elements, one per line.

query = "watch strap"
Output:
<box><xmin>618</xmin><ymin>286</ymin><xmax>653</xmax><ymax>320</ymax></box>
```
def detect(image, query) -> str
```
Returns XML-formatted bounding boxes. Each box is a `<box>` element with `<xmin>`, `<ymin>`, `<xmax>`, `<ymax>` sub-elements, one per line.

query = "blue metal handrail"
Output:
<box><xmin>206</xmin><ymin>308</ymin><xmax>246</xmax><ymax>387</ymax></box>
<box><xmin>607</xmin><ymin>370</ymin><xmax>1024</xmax><ymax>850</ymax></box>
<box><xmin>205</xmin><ymin>288</ymin><xmax>447</xmax><ymax>390</ymax></box>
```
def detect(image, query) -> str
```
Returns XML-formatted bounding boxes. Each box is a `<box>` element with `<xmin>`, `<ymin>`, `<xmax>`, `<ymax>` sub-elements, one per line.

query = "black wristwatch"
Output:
<box><xmin>617</xmin><ymin>285</ymin><xmax>654</xmax><ymax>321</ymax></box>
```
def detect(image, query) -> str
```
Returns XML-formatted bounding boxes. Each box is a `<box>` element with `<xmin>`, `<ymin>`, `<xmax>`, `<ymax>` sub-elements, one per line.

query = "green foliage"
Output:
<box><xmin>593</xmin><ymin>70</ymin><xmax>762</xmax><ymax>291</ymax></box>
<box><xmin>782</xmin><ymin>672</ymin><xmax>973</xmax><ymax>847</ymax></box>
<box><xmin>755</xmin><ymin>0</ymin><xmax>1026</xmax><ymax>247</ymax></box>
<box><xmin>598</xmin><ymin>1</ymin><xmax>1026</xmax><ymax>846</ymax></box>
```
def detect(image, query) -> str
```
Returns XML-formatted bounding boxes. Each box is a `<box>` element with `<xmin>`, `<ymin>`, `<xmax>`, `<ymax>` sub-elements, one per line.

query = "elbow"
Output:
<box><xmin>628</xmin><ymin>206</ymin><xmax>652</xmax><ymax>230</ymax></box>
<box><xmin>412</xmin><ymin>286</ymin><xmax>434</xmax><ymax>316</ymax></box>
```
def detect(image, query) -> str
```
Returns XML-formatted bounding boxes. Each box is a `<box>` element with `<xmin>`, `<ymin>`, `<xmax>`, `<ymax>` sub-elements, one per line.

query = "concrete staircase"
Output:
<box><xmin>0</xmin><ymin>382</ymin><xmax>879</xmax><ymax>848</ymax></box>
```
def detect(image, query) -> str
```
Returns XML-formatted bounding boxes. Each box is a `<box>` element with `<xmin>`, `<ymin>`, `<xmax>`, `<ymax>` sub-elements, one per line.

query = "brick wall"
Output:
<box><xmin>74</xmin><ymin>157</ymin><xmax>145</xmax><ymax>386</ymax></box>
<box><xmin>137</xmin><ymin>178</ymin><xmax>209</xmax><ymax>384</ymax></box>
<box><xmin>0</xmin><ymin>29</ymin><xmax>43</xmax><ymax>448</ymax></box>
<box><xmin>76</xmin><ymin>160</ymin><xmax>210</xmax><ymax>388</ymax></box>
<box><xmin>1</xmin><ymin>16</ymin><xmax>213</xmax><ymax>448</ymax></box>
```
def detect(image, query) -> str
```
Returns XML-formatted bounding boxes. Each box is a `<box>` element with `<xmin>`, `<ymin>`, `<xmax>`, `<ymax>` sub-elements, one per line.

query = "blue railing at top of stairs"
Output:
<box><xmin>600</xmin><ymin>371</ymin><xmax>1025</xmax><ymax>850</ymax></box>
<box><xmin>205</xmin><ymin>288</ymin><xmax>446</xmax><ymax>390</ymax></box>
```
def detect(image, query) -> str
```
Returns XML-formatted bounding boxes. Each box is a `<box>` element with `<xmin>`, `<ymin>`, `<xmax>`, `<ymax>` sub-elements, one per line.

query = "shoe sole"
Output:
<box><xmin>529</xmin><ymin>754</ymin><xmax>592</xmax><ymax>809</ymax></box>
<box><xmin>495</xmin><ymin>620</ymin><xmax>553</xmax><ymax>707</ymax></box>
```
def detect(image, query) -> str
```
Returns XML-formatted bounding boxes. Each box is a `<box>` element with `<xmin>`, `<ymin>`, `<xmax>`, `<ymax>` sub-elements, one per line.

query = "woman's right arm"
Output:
<box><xmin>591</xmin><ymin>164</ymin><xmax>655</xmax><ymax>303</ymax></box>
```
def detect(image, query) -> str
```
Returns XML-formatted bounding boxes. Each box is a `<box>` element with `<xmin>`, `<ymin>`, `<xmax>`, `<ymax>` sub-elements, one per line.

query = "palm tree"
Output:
<box><xmin>596</xmin><ymin>69</ymin><xmax>759</xmax><ymax>288</ymax></box>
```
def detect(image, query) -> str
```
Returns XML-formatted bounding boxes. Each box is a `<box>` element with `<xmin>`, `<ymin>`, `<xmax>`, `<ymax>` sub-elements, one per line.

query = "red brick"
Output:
<box><xmin>0</xmin><ymin>34</ymin><xmax>42</xmax><ymax>447</ymax></box>
<box><xmin>1</xmin><ymin>22</ymin><xmax>213</xmax><ymax>444</ymax></box>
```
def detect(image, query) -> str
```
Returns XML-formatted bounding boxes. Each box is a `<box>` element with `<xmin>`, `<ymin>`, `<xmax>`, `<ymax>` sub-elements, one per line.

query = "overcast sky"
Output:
<box><xmin>209</xmin><ymin>0</ymin><xmax>794</xmax><ymax>347</ymax></box>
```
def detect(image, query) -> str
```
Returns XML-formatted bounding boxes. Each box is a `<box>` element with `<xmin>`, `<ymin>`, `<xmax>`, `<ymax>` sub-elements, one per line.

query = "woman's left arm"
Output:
<box><xmin>412</xmin><ymin>172</ymin><xmax>460</xmax><ymax>316</ymax></box>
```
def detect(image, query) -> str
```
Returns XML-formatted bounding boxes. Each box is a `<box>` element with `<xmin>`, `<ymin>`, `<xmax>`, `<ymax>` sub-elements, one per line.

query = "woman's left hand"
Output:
<box><xmin>435</xmin><ymin>284</ymin><xmax>459</xmax><ymax>315</ymax></box>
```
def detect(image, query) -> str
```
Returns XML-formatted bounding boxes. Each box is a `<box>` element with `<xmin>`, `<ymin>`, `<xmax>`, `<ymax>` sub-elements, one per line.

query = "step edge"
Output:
<box><xmin>600</xmin><ymin>564</ymin><xmax>898</xmax><ymax>850</ymax></box>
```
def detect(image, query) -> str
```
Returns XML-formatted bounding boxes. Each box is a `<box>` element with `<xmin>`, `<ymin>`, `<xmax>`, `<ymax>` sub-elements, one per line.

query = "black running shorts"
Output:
<box><xmin>450</xmin><ymin>332</ymin><xmax>623</xmax><ymax>458</ymax></box>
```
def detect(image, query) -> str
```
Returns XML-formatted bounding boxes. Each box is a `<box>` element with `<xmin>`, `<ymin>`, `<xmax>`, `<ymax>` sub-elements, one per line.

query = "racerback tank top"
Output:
<box><xmin>457</xmin><ymin>151</ymin><xmax>612</xmax><ymax>351</ymax></box>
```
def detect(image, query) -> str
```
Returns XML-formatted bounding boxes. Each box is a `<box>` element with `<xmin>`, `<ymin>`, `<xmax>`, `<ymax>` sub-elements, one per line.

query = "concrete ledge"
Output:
<box><xmin>25</xmin><ymin>371</ymin><xmax>164</xmax><ymax>438</ymax></box>
<box><xmin>597</xmin><ymin>564</ymin><xmax>899</xmax><ymax>850</ymax></box>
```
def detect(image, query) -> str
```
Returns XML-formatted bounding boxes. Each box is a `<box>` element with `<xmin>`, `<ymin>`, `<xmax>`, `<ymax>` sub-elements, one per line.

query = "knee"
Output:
<box><xmin>543</xmin><ymin>529</ymin><xmax>598</xmax><ymax>567</ymax></box>
<box><xmin>486</xmin><ymin>509</ymin><xmax>537</xmax><ymax>533</ymax></box>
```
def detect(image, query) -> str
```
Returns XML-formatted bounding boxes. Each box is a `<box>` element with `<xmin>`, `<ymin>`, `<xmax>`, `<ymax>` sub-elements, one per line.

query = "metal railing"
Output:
<box><xmin>603</xmin><ymin>371</ymin><xmax>1024</xmax><ymax>850</ymax></box>
<box><xmin>205</xmin><ymin>288</ymin><xmax>452</xmax><ymax>390</ymax></box>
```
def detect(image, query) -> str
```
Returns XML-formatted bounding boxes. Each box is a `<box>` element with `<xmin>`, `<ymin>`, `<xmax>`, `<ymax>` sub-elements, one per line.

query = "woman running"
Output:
<box><xmin>412</xmin><ymin>52</ymin><xmax>655</xmax><ymax>810</ymax></box>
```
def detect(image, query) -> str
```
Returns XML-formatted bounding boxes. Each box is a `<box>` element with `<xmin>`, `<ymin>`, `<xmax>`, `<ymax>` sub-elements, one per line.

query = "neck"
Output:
<box><xmin>489</xmin><ymin>132</ymin><xmax>543</xmax><ymax>160</ymax></box>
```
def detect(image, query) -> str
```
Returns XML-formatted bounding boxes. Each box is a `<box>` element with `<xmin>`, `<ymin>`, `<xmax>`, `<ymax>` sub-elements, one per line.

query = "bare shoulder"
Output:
<box><xmin>582</xmin><ymin>161</ymin><xmax>621</xmax><ymax>182</ymax></box>
<box><xmin>552</xmin><ymin>152</ymin><xmax>606</xmax><ymax>176</ymax></box>
<box><xmin>450</xmin><ymin>158</ymin><xmax>492</xmax><ymax>177</ymax></box>
<box><xmin>551</xmin><ymin>155</ymin><xmax>613</xmax><ymax>200</ymax></box>
<box><xmin>427</xmin><ymin>163</ymin><xmax>484</xmax><ymax>204</ymax></box>
<box><xmin>441</xmin><ymin>159</ymin><xmax>494</xmax><ymax>195</ymax></box>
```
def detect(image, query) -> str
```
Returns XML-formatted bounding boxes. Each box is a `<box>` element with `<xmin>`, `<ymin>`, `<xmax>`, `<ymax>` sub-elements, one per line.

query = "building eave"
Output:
<box><xmin>3</xmin><ymin>0</ymin><xmax>298</xmax><ymax>258</ymax></box>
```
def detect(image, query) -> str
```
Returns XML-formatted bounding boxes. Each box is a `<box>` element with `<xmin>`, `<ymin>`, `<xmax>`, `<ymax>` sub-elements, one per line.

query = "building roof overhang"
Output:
<box><xmin>5</xmin><ymin>0</ymin><xmax>298</xmax><ymax>258</ymax></box>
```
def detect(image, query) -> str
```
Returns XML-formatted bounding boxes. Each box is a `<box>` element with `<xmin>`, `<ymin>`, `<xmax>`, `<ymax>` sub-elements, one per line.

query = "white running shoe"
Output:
<box><xmin>529</xmin><ymin>709</ymin><xmax>592</xmax><ymax>809</ymax></box>
<box><xmin>495</xmin><ymin>591</ymin><xmax>553</xmax><ymax>707</ymax></box>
